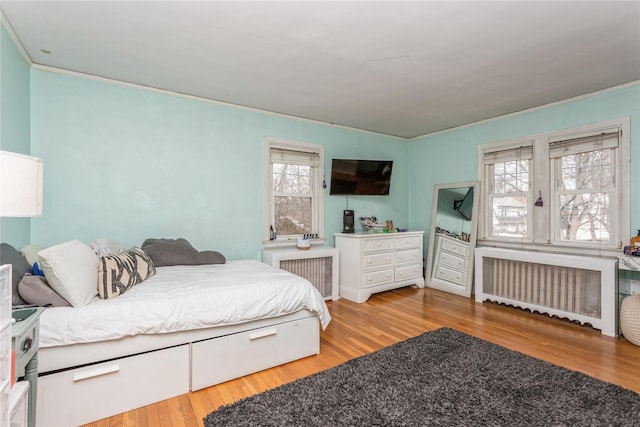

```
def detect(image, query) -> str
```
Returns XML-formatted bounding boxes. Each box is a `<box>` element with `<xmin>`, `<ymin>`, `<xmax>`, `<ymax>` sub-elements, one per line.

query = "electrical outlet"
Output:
<box><xmin>629</xmin><ymin>279</ymin><xmax>640</xmax><ymax>294</ymax></box>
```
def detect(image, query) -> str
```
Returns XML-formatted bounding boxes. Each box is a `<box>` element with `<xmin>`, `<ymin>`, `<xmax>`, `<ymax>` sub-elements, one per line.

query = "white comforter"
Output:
<box><xmin>39</xmin><ymin>260</ymin><xmax>331</xmax><ymax>348</ymax></box>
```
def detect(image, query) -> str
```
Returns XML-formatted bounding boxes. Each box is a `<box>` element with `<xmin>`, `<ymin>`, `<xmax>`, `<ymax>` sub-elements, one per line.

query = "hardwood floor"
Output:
<box><xmin>83</xmin><ymin>286</ymin><xmax>640</xmax><ymax>427</ymax></box>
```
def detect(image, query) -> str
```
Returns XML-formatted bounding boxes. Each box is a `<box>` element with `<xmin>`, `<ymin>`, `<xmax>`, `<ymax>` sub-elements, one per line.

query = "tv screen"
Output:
<box><xmin>329</xmin><ymin>159</ymin><xmax>393</xmax><ymax>196</ymax></box>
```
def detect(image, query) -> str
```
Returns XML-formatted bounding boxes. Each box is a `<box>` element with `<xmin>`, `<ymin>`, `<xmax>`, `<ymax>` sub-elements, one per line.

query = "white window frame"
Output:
<box><xmin>263</xmin><ymin>137</ymin><xmax>325</xmax><ymax>246</ymax></box>
<box><xmin>479</xmin><ymin>140</ymin><xmax>534</xmax><ymax>243</ymax></box>
<box><xmin>478</xmin><ymin>117</ymin><xmax>630</xmax><ymax>254</ymax></box>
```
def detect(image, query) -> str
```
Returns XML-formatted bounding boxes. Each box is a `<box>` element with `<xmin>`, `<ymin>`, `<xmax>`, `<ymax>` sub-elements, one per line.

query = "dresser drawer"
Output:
<box><xmin>438</xmin><ymin>251</ymin><xmax>466</xmax><ymax>270</ymax></box>
<box><xmin>37</xmin><ymin>344</ymin><xmax>189</xmax><ymax>427</ymax></box>
<box><xmin>362</xmin><ymin>238</ymin><xmax>395</xmax><ymax>253</ymax></box>
<box><xmin>192</xmin><ymin>316</ymin><xmax>318</xmax><ymax>390</ymax></box>
<box><xmin>435</xmin><ymin>264</ymin><xmax>466</xmax><ymax>286</ymax></box>
<box><xmin>440</xmin><ymin>238</ymin><xmax>469</xmax><ymax>257</ymax></box>
<box><xmin>395</xmin><ymin>263</ymin><xmax>422</xmax><ymax>281</ymax></box>
<box><xmin>395</xmin><ymin>235</ymin><xmax>422</xmax><ymax>250</ymax></box>
<box><xmin>395</xmin><ymin>248</ymin><xmax>422</xmax><ymax>264</ymax></box>
<box><xmin>363</xmin><ymin>268</ymin><xmax>394</xmax><ymax>288</ymax></box>
<box><xmin>363</xmin><ymin>251</ymin><xmax>394</xmax><ymax>269</ymax></box>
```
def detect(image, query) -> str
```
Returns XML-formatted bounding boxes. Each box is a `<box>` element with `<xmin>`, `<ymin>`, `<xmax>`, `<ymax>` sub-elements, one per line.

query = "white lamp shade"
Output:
<box><xmin>0</xmin><ymin>150</ymin><xmax>44</xmax><ymax>217</ymax></box>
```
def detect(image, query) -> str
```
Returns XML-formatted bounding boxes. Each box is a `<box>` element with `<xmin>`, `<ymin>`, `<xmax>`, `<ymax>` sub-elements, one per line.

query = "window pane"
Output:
<box><xmin>494</xmin><ymin>160</ymin><xmax>529</xmax><ymax>194</ymax></box>
<box><xmin>274</xmin><ymin>196</ymin><xmax>311</xmax><ymax>235</ymax></box>
<box><xmin>560</xmin><ymin>150</ymin><xmax>613</xmax><ymax>191</ymax></box>
<box><xmin>272</xmin><ymin>163</ymin><xmax>311</xmax><ymax>195</ymax></box>
<box><xmin>558</xmin><ymin>193</ymin><xmax>609</xmax><ymax>242</ymax></box>
<box><xmin>492</xmin><ymin>196</ymin><xmax>527</xmax><ymax>237</ymax></box>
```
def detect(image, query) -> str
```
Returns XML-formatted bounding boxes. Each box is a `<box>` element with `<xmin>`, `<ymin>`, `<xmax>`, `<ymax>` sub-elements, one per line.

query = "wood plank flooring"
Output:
<box><xmin>83</xmin><ymin>286</ymin><xmax>640</xmax><ymax>427</ymax></box>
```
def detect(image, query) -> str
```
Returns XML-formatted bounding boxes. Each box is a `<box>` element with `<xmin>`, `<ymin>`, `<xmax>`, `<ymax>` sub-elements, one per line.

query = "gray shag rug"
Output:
<box><xmin>204</xmin><ymin>328</ymin><xmax>640</xmax><ymax>426</ymax></box>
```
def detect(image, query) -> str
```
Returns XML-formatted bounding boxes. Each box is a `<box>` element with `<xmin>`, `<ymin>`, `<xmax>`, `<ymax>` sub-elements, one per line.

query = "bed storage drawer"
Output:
<box><xmin>191</xmin><ymin>316</ymin><xmax>319</xmax><ymax>390</ymax></box>
<box><xmin>37</xmin><ymin>344</ymin><xmax>189</xmax><ymax>426</ymax></box>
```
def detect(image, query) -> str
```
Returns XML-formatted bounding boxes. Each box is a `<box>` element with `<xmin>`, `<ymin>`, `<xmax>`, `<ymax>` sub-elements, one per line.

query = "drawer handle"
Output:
<box><xmin>73</xmin><ymin>364</ymin><xmax>120</xmax><ymax>382</ymax></box>
<box><xmin>249</xmin><ymin>328</ymin><xmax>277</xmax><ymax>340</ymax></box>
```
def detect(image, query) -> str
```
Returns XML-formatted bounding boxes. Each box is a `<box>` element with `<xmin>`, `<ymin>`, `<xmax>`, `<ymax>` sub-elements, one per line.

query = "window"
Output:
<box><xmin>482</xmin><ymin>144</ymin><xmax>533</xmax><ymax>239</ymax></box>
<box><xmin>550</xmin><ymin>132</ymin><xmax>619</xmax><ymax>244</ymax></box>
<box><xmin>479</xmin><ymin>118</ymin><xmax>630</xmax><ymax>251</ymax></box>
<box><xmin>264</xmin><ymin>137</ymin><xmax>324</xmax><ymax>242</ymax></box>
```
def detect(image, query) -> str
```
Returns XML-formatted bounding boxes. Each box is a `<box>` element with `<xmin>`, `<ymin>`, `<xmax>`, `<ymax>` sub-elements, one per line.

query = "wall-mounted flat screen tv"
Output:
<box><xmin>329</xmin><ymin>159</ymin><xmax>393</xmax><ymax>196</ymax></box>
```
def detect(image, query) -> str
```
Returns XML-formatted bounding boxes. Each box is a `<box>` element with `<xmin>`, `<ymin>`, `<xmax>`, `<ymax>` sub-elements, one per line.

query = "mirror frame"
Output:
<box><xmin>425</xmin><ymin>181</ymin><xmax>479</xmax><ymax>297</ymax></box>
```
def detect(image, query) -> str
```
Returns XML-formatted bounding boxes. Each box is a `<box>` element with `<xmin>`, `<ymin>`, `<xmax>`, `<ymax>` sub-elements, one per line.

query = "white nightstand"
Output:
<box><xmin>11</xmin><ymin>306</ymin><xmax>44</xmax><ymax>427</ymax></box>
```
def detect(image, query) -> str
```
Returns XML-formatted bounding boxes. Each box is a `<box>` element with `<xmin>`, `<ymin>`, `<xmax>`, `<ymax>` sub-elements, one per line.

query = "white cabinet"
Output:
<box><xmin>9</xmin><ymin>381</ymin><xmax>29</xmax><ymax>427</ymax></box>
<box><xmin>335</xmin><ymin>231</ymin><xmax>424</xmax><ymax>303</ymax></box>
<box><xmin>430</xmin><ymin>233</ymin><xmax>470</xmax><ymax>291</ymax></box>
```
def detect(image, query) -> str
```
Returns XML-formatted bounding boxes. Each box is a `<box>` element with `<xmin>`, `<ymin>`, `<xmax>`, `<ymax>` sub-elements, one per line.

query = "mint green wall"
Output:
<box><xmin>9</xmin><ymin>16</ymin><xmax>638</xmax><ymax>261</ymax></box>
<box><xmin>29</xmin><ymin>70</ymin><xmax>409</xmax><ymax>259</ymax></box>
<box><xmin>0</xmin><ymin>24</ymin><xmax>32</xmax><ymax>248</ymax></box>
<box><xmin>409</xmin><ymin>84</ymin><xmax>640</xmax><ymax>249</ymax></box>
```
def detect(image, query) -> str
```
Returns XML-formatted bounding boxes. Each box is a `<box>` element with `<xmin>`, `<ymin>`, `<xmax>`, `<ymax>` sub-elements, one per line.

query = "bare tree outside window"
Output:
<box><xmin>491</xmin><ymin>159</ymin><xmax>529</xmax><ymax>238</ymax></box>
<box><xmin>272</xmin><ymin>163</ymin><xmax>312</xmax><ymax>235</ymax></box>
<box><xmin>557</xmin><ymin>149</ymin><xmax>613</xmax><ymax>242</ymax></box>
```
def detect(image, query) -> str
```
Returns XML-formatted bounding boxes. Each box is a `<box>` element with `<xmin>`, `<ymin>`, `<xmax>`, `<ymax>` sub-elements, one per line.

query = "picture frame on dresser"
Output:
<box><xmin>425</xmin><ymin>181</ymin><xmax>479</xmax><ymax>297</ymax></box>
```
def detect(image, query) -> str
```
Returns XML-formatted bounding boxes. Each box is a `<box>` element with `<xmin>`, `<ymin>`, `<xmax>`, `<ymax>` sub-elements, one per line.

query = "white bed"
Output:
<box><xmin>36</xmin><ymin>260</ymin><xmax>331</xmax><ymax>426</ymax></box>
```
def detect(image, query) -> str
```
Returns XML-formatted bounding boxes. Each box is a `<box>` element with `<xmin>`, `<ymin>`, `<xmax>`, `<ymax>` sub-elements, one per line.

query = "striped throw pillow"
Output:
<box><xmin>97</xmin><ymin>247</ymin><xmax>156</xmax><ymax>299</ymax></box>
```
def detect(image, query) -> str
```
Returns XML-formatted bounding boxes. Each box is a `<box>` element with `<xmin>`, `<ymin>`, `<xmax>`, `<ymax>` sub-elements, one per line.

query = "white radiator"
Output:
<box><xmin>263</xmin><ymin>247</ymin><xmax>339</xmax><ymax>300</ymax></box>
<box><xmin>475</xmin><ymin>247</ymin><xmax>618</xmax><ymax>336</ymax></box>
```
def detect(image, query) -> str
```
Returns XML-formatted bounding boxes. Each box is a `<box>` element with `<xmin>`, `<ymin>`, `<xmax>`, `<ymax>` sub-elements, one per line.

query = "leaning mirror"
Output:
<box><xmin>425</xmin><ymin>181</ymin><xmax>479</xmax><ymax>297</ymax></box>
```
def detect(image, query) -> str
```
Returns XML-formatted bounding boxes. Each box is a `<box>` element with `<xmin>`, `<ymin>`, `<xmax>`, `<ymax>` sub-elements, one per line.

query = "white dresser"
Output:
<box><xmin>335</xmin><ymin>231</ymin><xmax>424</xmax><ymax>303</ymax></box>
<box><xmin>431</xmin><ymin>233</ymin><xmax>470</xmax><ymax>289</ymax></box>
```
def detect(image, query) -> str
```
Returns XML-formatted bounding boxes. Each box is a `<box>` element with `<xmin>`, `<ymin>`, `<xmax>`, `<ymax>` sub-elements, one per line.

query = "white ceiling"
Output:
<box><xmin>2</xmin><ymin>1</ymin><xmax>639</xmax><ymax>139</ymax></box>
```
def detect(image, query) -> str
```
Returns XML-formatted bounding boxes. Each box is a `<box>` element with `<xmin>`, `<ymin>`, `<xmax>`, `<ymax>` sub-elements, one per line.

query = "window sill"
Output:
<box><xmin>476</xmin><ymin>239</ymin><xmax>637</xmax><ymax>269</ymax></box>
<box><xmin>263</xmin><ymin>238</ymin><xmax>327</xmax><ymax>250</ymax></box>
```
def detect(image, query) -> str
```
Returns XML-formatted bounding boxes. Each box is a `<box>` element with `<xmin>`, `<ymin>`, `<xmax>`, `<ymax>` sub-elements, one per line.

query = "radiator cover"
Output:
<box><xmin>475</xmin><ymin>247</ymin><xmax>618</xmax><ymax>337</ymax></box>
<box><xmin>263</xmin><ymin>247</ymin><xmax>339</xmax><ymax>300</ymax></box>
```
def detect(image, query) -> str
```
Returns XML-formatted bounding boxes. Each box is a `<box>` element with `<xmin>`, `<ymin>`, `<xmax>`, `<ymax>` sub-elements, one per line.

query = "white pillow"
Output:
<box><xmin>38</xmin><ymin>240</ymin><xmax>99</xmax><ymax>307</ymax></box>
<box><xmin>21</xmin><ymin>244</ymin><xmax>44</xmax><ymax>265</ymax></box>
